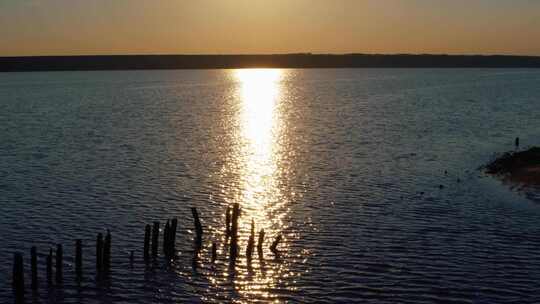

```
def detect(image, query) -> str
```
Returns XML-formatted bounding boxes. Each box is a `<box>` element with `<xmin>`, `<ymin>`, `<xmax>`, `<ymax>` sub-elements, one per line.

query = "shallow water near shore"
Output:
<box><xmin>2</xmin><ymin>68</ymin><xmax>540</xmax><ymax>303</ymax></box>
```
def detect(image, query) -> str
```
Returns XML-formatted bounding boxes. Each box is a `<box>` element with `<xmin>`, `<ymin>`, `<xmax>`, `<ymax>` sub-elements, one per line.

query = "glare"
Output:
<box><xmin>235</xmin><ymin>69</ymin><xmax>283</xmax><ymax>219</ymax></box>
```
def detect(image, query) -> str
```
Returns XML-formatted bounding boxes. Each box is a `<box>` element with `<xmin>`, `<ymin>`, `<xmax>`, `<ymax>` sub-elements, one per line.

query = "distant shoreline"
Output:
<box><xmin>1</xmin><ymin>54</ymin><xmax>540</xmax><ymax>72</ymax></box>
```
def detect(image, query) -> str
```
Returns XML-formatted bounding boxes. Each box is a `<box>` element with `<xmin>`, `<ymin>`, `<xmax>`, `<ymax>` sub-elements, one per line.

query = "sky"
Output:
<box><xmin>1</xmin><ymin>0</ymin><xmax>539</xmax><ymax>56</ymax></box>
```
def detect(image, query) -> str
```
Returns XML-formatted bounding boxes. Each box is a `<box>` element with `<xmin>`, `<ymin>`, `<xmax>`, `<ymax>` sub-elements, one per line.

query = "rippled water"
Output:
<box><xmin>2</xmin><ymin>68</ymin><xmax>540</xmax><ymax>303</ymax></box>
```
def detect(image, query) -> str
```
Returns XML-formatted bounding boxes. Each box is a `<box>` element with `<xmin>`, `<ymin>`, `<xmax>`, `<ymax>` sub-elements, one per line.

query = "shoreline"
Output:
<box><xmin>2</xmin><ymin>54</ymin><xmax>540</xmax><ymax>72</ymax></box>
<box><xmin>485</xmin><ymin>147</ymin><xmax>540</xmax><ymax>186</ymax></box>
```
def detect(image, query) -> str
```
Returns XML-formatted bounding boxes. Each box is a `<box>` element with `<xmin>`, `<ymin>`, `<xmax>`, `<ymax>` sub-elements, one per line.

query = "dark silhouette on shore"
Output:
<box><xmin>1</xmin><ymin>54</ymin><xmax>540</xmax><ymax>72</ymax></box>
<box><xmin>485</xmin><ymin>146</ymin><xmax>540</xmax><ymax>185</ymax></box>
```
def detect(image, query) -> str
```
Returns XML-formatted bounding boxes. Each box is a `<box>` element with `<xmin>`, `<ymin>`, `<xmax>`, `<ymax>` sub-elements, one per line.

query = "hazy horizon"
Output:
<box><xmin>1</xmin><ymin>0</ymin><xmax>539</xmax><ymax>57</ymax></box>
<box><xmin>2</xmin><ymin>52</ymin><xmax>540</xmax><ymax>58</ymax></box>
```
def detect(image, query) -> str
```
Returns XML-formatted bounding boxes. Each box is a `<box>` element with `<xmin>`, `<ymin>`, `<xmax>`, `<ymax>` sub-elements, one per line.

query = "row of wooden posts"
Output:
<box><xmin>12</xmin><ymin>203</ymin><xmax>282</xmax><ymax>302</ymax></box>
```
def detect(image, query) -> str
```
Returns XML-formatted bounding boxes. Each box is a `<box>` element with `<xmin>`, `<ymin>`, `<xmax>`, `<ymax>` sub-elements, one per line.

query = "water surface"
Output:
<box><xmin>2</xmin><ymin>68</ymin><xmax>540</xmax><ymax>303</ymax></box>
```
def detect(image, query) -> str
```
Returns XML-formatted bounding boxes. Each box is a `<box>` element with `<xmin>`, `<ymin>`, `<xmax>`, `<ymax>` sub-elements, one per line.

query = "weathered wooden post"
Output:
<box><xmin>152</xmin><ymin>221</ymin><xmax>160</xmax><ymax>258</ymax></box>
<box><xmin>191</xmin><ymin>207</ymin><xmax>203</xmax><ymax>244</ymax></box>
<box><xmin>257</xmin><ymin>229</ymin><xmax>265</xmax><ymax>257</ymax></box>
<box><xmin>103</xmin><ymin>230</ymin><xmax>111</xmax><ymax>272</ymax></box>
<box><xmin>31</xmin><ymin>246</ymin><xmax>38</xmax><ymax>291</ymax></box>
<box><xmin>12</xmin><ymin>252</ymin><xmax>24</xmax><ymax>301</ymax></box>
<box><xmin>96</xmin><ymin>233</ymin><xmax>103</xmax><ymax>273</ymax></box>
<box><xmin>163</xmin><ymin>220</ymin><xmax>170</xmax><ymax>256</ymax></box>
<box><xmin>246</xmin><ymin>219</ymin><xmax>255</xmax><ymax>263</ymax></box>
<box><xmin>144</xmin><ymin>224</ymin><xmax>151</xmax><ymax>262</ymax></box>
<box><xmin>75</xmin><ymin>239</ymin><xmax>82</xmax><ymax>279</ymax></box>
<box><xmin>225</xmin><ymin>206</ymin><xmax>231</xmax><ymax>237</ymax></box>
<box><xmin>170</xmin><ymin>218</ymin><xmax>178</xmax><ymax>257</ymax></box>
<box><xmin>46</xmin><ymin>248</ymin><xmax>53</xmax><ymax>285</ymax></box>
<box><xmin>229</xmin><ymin>203</ymin><xmax>240</xmax><ymax>261</ymax></box>
<box><xmin>55</xmin><ymin>244</ymin><xmax>63</xmax><ymax>284</ymax></box>
<box><xmin>211</xmin><ymin>242</ymin><xmax>217</xmax><ymax>263</ymax></box>
<box><xmin>270</xmin><ymin>235</ymin><xmax>282</xmax><ymax>254</ymax></box>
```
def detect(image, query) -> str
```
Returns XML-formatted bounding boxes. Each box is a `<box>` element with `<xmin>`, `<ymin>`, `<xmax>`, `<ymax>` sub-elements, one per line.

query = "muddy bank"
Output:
<box><xmin>485</xmin><ymin>147</ymin><xmax>540</xmax><ymax>185</ymax></box>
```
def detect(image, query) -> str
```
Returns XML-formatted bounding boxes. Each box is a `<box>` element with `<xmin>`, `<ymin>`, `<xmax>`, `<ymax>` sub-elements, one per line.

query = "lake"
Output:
<box><xmin>2</xmin><ymin>68</ymin><xmax>540</xmax><ymax>303</ymax></box>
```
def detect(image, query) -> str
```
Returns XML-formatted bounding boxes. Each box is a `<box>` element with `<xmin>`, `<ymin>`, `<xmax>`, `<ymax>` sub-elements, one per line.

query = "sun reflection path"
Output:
<box><xmin>235</xmin><ymin>69</ymin><xmax>284</xmax><ymax>223</ymax></box>
<box><xmin>229</xmin><ymin>69</ymin><xmax>294</xmax><ymax>301</ymax></box>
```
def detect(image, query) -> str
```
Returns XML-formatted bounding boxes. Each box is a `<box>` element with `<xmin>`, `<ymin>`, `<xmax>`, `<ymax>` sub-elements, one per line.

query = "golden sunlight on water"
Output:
<box><xmin>235</xmin><ymin>69</ymin><xmax>284</xmax><ymax>223</ymax></box>
<box><xmin>212</xmin><ymin>69</ymin><xmax>296</xmax><ymax>302</ymax></box>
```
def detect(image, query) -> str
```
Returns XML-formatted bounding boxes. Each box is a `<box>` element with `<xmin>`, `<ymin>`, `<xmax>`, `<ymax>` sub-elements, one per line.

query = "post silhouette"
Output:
<box><xmin>143</xmin><ymin>224</ymin><xmax>151</xmax><ymax>262</ymax></box>
<box><xmin>12</xmin><ymin>252</ymin><xmax>24</xmax><ymax>301</ymax></box>
<box><xmin>170</xmin><ymin>218</ymin><xmax>178</xmax><ymax>257</ymax></box>
<box><xmin>152</xmin><ymin>221</ymin><xmax>160</xmax><ymax>258</ymax></box>
<box><xmin>31</xmin><ymin>246</ymin><xmax>38</xmax><ymax>290</ymax></box>
<box><xmin>229</xmin><ymin>203</ymin><xmax>240</xmax><ymax>262</ymax></box>
<box><xmin>96</xmin><ymin>233</ymin><xmax>103</xmax><ymax>273</ymax></box>
<box><xmin>75</xmin><ymin>239</ymin><xmax>82</xmax><ymax>279</ymax></box>
<box><xmin>46</xmin><ymin>249</ymin><xmax>53</xmax><ymax>285</ymax></box>
<box><xmin>257</xmin><ymin>229</ymin><xmax>265</xmax><ymax>258</ymax></box>
<box><xmin>246</xmin><ymin>219</ymin><xmax>255</xmax><ymax>263</ymax></box>
<box><xmin>225</xmin><ymin>206</ymin><xmax>231</xmax><ymax>238</ymax></box>
<box><xmin>103</xmin><ymin>230</ymin><xmax>111</xmax><ymax>272</ymax></box>
<box><xmin>55</xmin><ymin>244</ymin><xmax>63</xmax><ymax>284</ymax></box>
<box><xmin>191</xmin><ymin>207</ymin><xmax>203</xmax><ymax>245</ymax></box>
<box><xmin>163</xmin><ymin>220</ymin><xmax>170</xmax><ymax>256</ymax></box>
<box><xmin>211</xmin><ymin>242</ymin><xmax>217</xmax><ymax>263</ymax></box>
<box><xmin>270</xmin><ymin>235</ymin><xmax>282</xmax><ymax>255</ymax></box>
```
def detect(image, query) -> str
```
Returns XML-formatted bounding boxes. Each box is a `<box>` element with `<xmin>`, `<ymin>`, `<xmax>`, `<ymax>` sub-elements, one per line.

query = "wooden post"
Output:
<box><xmin>46</xmin><ymin>248</ymin><xmax>52</xmax><ymax>285</ymax></box>
<box><xmin>191</xmin><ymin>207</ymin><xmax>203</xmax><ymax>244</ymax></box>
<box><xmin>170</xmin><ymin>218</ymin><xmax>178</xmax><ymax>257</ymax></box>
<box><xmin>211</xmin><ymin>242</ymin><xmax>217</xmax><ymax>263</ymax></box>
<box><xmin>163</xmin><ymin>220</ymin><xmax>170</xmax><ymax>256</ymax></box>
<box><xmin>96</xmin><ymin>233</ymin><xmax>103</xmax><ymax>273</ymax></box>
<box><xmin>151</xmin><ymin>221</ymin><xmax>159</xmax><ymax>258</ymax></box>
<box><xmin>55</xmin><ymin>244</ymin><xmax>63</xmax><ymax>284</ymax></box>
<box><xmin>75</xmin><ymin>239</ymin><xmax>82</xmax><ymax>279</ymax></box>
<box><xmin>257</xmin><ymin>229</ymin><xmax>265</xmax><ymax>257</ymax></box>
<box><xmin>229</xmin><ymin>203</ymin><xmax>240</xmax><ymax>261</ymax></box>
<box><xmin>225</xmin><ymin>206</ymin><xmax>231</xmax><ymax>237</ymax></box>
<box><xmin>270</xmin><ymin>235</ymin><xmax>282</xmax><ymax>254</ymax></box>
<box><xmin>246</xmin><ymin>219</ymin><xmax>255</xmax><ymax>263</ymax></box>
<box><xmin>130</xmin><ymin>250</ymin><xmax>134</xmax><ymax>265</ymax></box>
<box><xmin>12</xmin><ymin>252</ymin><xmax>24</xmax><ymax>301</ymax></box>
<box><xmin>143</xmin><ymin>224</ymin><xmax>151</xmax><ymax>262</ymax></box>
<box><xmin>103</xmin><ymin>230</ymin><xmax>111</xmax><ymax>272</ymax></box>
<box><xmin>31</xmin><ymin>246</ymin><xmax>38</xmax><ymax>291</ymax></box>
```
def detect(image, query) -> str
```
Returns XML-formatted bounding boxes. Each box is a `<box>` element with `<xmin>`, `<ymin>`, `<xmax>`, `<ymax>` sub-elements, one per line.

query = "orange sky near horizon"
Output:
<box><xmin>1</xmin><ymin>0</ymin><xmax>539</xmax><ymax>56</ymax></box>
